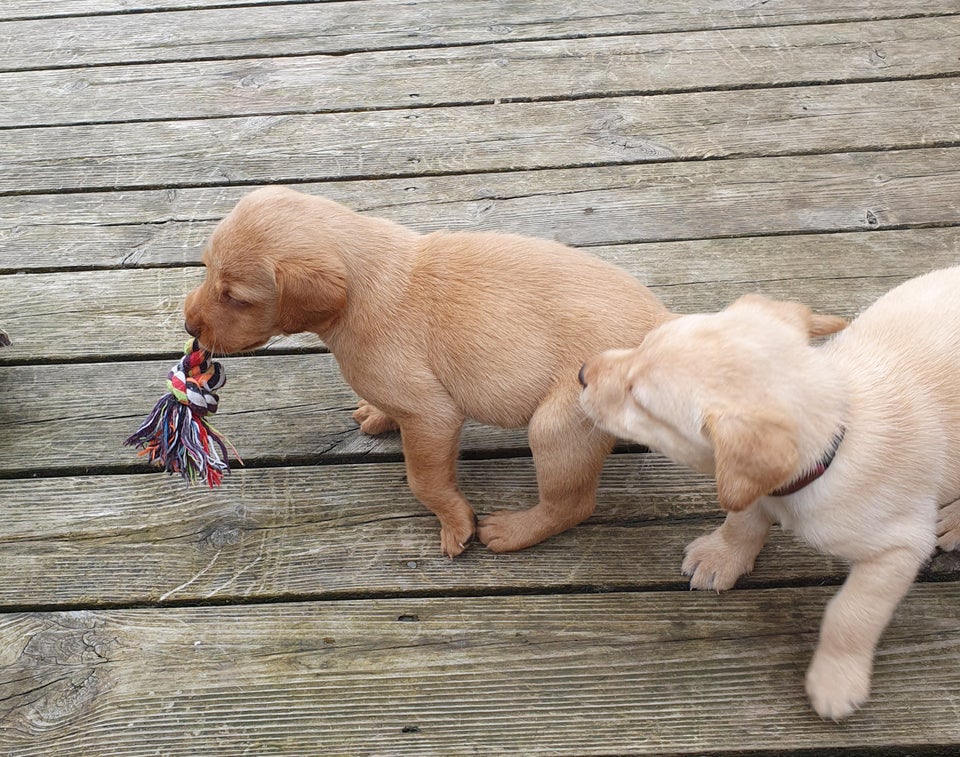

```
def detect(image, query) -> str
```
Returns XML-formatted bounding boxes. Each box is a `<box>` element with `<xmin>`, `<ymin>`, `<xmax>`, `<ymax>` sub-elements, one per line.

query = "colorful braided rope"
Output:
<box><xmin>125</xmin><ymin>338</ymin><xmax>238</xmax><ymax>487</ymax></box>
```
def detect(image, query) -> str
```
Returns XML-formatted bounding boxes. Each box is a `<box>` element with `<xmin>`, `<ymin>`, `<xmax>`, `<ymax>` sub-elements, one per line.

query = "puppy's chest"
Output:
<box><xmin>759</xmin><ymin>495</ymin><xmax>858</xmax><ymax>559</ymax></box>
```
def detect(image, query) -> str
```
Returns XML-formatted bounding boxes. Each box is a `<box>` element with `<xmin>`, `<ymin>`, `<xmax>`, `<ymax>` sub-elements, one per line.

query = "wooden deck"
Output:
<box><xmin>2</xmin><ymin>1</ymin><xmax>960</xmax><ymax>754</ymax></box>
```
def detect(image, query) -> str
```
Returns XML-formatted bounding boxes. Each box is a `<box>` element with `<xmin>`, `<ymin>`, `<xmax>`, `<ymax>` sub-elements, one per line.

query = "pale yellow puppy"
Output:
<box><xmin>184</xmin><ymin>186</ymin><xmax>671</xmax><ymax>558</ymax></box>
<box><xmin>579</xmin><ymin>267</ymin><xmax>960</xmax><ymax>720</ymax></box>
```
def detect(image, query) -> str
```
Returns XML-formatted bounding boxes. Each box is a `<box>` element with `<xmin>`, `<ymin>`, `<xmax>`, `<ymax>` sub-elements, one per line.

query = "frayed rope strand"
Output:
<box><xmin>124</xmin><ymin>338</ymin><xmax>241</xmax><ymax>487</ymax></box>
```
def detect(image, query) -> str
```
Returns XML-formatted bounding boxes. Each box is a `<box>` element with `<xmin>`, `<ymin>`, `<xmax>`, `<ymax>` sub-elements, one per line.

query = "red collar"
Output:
<box><xmin>769</xmin><ymin>426</ymin><xmax>846</xmax><ymax>497</ymax></box>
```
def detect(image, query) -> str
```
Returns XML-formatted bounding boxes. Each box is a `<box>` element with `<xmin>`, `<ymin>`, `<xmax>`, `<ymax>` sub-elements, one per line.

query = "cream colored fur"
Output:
<box><xmin>184</xmin><ymin>186</ymin><xmax>671</xmax><ymax>557</ymax></box>
<box><xmin>579</xmin><ymin>269</ymin><xmax>960</xmax><ymax>720</ymax></box>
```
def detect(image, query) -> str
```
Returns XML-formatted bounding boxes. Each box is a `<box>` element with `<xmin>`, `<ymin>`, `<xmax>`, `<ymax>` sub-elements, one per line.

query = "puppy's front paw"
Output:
<box><xmin>937</xmin><ymin>499</ymin><xmax>960</xmax><ymax>551</ymax></box>
<box><xmin>439</xmin><ymin>512</ymin><xmax>476</xmax><ymax>559</ymax></box>
<box><xmin>477</xmin><ymin>510</ymin><xmax>540</xmax><ymax>553</ymax></box>
<box><xmin>805</xmin><ymin>648</ymin><xmax>871</xmax><ymax>721</ymax></box>
<box><xmin>681</xmin><ymin>529</ymin><xmax>757</xmax><ymax>592</ymax></box>
<box><xmin>352</xmin><ymin>400</ymin><xmax>399</xmax><ymax>436</ymax></box>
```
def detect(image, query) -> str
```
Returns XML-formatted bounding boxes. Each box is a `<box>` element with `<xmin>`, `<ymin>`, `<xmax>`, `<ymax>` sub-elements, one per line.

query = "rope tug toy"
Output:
<box><xmin>124</xmin><ymin>338</ymin><xmax>239</xmax><ymax>487</ymax></box>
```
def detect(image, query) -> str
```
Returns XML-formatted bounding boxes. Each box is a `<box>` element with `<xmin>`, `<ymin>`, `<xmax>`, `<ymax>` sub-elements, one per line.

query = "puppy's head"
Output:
<box><xmin>183</xmin><ymin>186</ymin><xmax>348</xmax><ymax>354</ymax></box>
<box><xmin>579</xmin><ymin>294</ymin><xmax>846</xmax><ymax>511</ymax></box>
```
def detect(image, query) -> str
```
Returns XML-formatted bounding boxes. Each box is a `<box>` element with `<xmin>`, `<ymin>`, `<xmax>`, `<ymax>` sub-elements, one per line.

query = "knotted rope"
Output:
<box><xmin>125</xmin><ymin>338</ymin><xmax>239</xmax><ymax>487</ymax></box>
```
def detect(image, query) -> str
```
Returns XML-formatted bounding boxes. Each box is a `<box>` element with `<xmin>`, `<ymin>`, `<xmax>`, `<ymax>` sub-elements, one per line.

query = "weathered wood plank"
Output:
<box><xmin>0</xmin><ymin>455</ymin><xmax>851</xmax><ymax>607</ymax></box>
<box><xmin>0</xmin><ymin>0</ymin><xmax>321</xmax><ymax>20</ymax></box>
<box><xmin>6</xmin><ymin>78</ymin><xmax>960</xmax><ymax>195</ymax></box>
<box><xmin>4</xmin><ymin>1</ymin><xmax>958</xmax><ymax>71</ymax></box>
<box><xmin>1</xmin><ymin>455</ymin><xmax>954</xmax><ymax>607</ymax></box>
<box><xmin>3</xmin><ymin>228</ymin><xmax>960</xmax><ymax>362</ymax></box>
<box><xmin>2</xmin><ymin>148</ymin><xmax>959</xmax><ymax>270</ymax></box>
<box><xmin>2</xmin><ymin>586</ymin><xmax>959</xmax><ymax>755</ymax></box>
<box><xmin>5</xmin><ymin>18</ymin><xmax>960</xmax><ymax>128</ymax></box>
<box><xmin>0</xmin><ymin>352</ymin><xmax>470</xmax><ymax>474</ymax></box>
<box><xmin>4</xmin><ymin>0</ymin><xmax>956</xmax><ymax>23</ymax></box>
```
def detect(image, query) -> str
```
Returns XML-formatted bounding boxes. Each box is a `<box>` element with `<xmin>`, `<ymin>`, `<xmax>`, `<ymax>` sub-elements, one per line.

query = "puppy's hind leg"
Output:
<box><xmin>478</xmin><ymin>389</ymin><xmax>614</xmax><ymax>552</ymax></box>
<box><xmin>400</xmin><ymin>413</ymin><xmax>476</xmax><ymax>558</ymax></box>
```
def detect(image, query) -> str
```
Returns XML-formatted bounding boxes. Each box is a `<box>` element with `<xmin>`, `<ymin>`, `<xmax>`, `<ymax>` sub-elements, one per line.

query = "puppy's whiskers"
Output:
<box><xmin>574</xmin><ymin>398</ymin><xmax>606</xmax><ymax>437</ymax></box>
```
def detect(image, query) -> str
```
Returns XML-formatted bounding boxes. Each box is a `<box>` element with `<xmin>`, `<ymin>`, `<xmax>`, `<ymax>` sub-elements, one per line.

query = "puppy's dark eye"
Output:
<box><xmin>222</xmin><ymin>292</ymin><xmax>249</xmax><ymax>308</ymax></box>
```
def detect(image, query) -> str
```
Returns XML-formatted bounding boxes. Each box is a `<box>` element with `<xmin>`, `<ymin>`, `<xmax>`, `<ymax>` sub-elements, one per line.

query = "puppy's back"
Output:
<box><xmin>414</xmin><ymin>231</ymin><xmax>666</xmax><ymax>347</ymax></box>
<box><xmin>408</xmin><ymin>231</ymin><xmax>670</xmax><ymax>426</ymax></box>
<box><xmin>829</xmin><ymin>265</ymin><xmax>960</xmax><ymax>498</ymax></box>
<box><xmin>838</xmin><ymin>266</ymin><xmax>960</xmax><ymax>368</ymax></box>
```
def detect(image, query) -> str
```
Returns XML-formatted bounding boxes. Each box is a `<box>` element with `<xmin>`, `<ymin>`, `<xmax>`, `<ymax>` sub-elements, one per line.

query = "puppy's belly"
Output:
<box><xmin>447</xmin><ymin>383</ymin><xmax>545</xmax><ymax>429</ymax></box>
<box><xmin>420</xmin><ymin>353</ymin><xmax>560</xmax><ymax>428</ymax></box>
<box><xmin>349</xmin><ymin>369</ymin><xmax>546</xmax><ymax>429</ymax></box>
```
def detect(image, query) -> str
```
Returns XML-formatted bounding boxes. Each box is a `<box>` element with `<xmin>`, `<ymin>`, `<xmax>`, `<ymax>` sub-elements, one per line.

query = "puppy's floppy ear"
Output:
<box><xmin>273</xmin><ymin>256</ymin><xmax>348</xmax><ymax>335</ymax></box>
<box><xmin>702</xmin><ymin>409</ymin><xmax>799</xmax><ymax>511</ymax></box>
<box><xmin>732</xmin><ymin>294</ymin><xmax>846</xmax><ymax>339</ymax></box>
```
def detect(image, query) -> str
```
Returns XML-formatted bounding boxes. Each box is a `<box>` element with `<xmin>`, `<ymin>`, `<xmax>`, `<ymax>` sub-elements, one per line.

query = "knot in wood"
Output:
<box><xmin>199</xmin><ymin>520</ymin><xmax>243</xmax><ymax>549</ymax></box>
<box><xmin>6</xmin><ymin>613</ymin><xmax>115</xmax><ymax>737</ymax></box>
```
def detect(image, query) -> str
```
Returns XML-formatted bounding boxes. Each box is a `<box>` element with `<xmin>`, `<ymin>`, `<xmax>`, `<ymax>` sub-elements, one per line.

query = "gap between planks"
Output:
<box><xmin>3</xmin><ymin>17</ymin><xmax>960</xmax><ymax>129</ymax></box>
<box><xmin>2</xmin><ymin>1</ymin><xmax>958</xmax><ymax>72</ymax></box>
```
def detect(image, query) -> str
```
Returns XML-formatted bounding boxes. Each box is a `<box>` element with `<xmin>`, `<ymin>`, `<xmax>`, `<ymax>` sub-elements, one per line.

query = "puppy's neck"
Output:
<box><xmin>318</xmin><ymin>211</ymin><xmax>419</xmax><ymax>344</ymax></box>
<box><xmin>782</xmin><ymin>347</ymin><xmax>849</xmax><ymax>488</ymax></box>
<box><xmin>771</xmin><ymin>425</ymin><xmax>845</xmax><ymax>496</ymax></box>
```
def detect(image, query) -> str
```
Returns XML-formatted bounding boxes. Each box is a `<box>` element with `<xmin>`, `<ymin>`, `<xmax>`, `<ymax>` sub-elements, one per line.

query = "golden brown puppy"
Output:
<box><xmin>184</xmin><ymin>186</ymin><xmax>671</xmax><ymax>557</ymax></box>
<box><xmin>579</xmin><ymin>269</ymin><xmax>960</xmax><ymax>720</ymax></box>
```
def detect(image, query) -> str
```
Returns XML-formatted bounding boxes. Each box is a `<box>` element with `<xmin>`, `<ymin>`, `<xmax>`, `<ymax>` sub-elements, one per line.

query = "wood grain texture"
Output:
<box><xmin>2</xmin><ymin>148</ymin><xmax>960</xmax><ymax>271</ymax></box>
<box><xmin>0</xmin><ymin>451</ymin><xmax>952</xmax><ymax>608</ymax></box>
<box><xmin>3</xmin><ymin>0</ymin><xmax>958</xmax><ymax>70</ymax></box>
<box><xmin>6</xmin><ymin>77</ymin><xmax>960</xmax><ymax>194</ymax></box>
<box><xmin>4</xmin><ymin>0</ymin><xmax>956</xmax><ymax>23</ymax></box>
<box><xmin>0</xmin><ymin>0</ymin><xmax>324</xmax><ymax>20</ymax></box>
<box><xmin>0</xmin><ymin>454</ymin><xmax>854</xmax><ymax>607</ymax></box>
<box><xmin>1</xmin><ymin>586</ymin><xmax>958</xmax><ymax>755</ymax></box>
<box><xmin>5</xmin><ymin>17</ymin><xmax>960</xmax><ymax>128</ymax></box>
<box><xmin>3</xmin><ymin>228</ymin><xmax>960</xmax><ymax>362</ymax></box>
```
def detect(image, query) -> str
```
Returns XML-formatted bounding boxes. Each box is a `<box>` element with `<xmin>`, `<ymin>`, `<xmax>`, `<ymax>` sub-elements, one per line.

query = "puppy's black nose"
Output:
<box><xmin>184</xmin><ymin>320</ymin><xmax>199</xmax><ymax>338</ymax></box>
<box><xmin>578</xmin><ymin>364</ymin><xmax>588</xmax><ymax>388</ymax></box>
